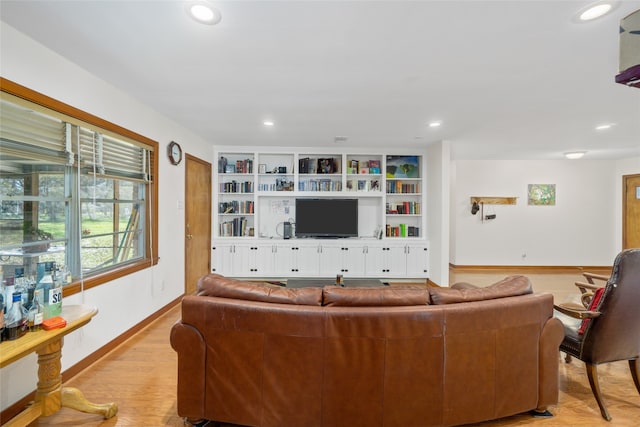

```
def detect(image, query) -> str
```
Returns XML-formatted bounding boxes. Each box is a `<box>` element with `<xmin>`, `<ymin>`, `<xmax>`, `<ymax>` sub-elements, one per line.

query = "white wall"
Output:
<box><xmin>451</xmin><ymin>159</ymin><xmax>639</xmax><ymax>267</ymax></box>
<box><xmin>0</xmin><ymin>22</ymin><xmax>213</xmax><ymax>410</ymax></box>
<box><xmin>426</xmin><ymin>141</ymin><xmax>450</xmax><ymax>286</ymax></box>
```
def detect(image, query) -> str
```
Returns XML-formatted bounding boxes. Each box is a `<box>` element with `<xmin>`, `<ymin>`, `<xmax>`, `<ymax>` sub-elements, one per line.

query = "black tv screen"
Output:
<box><xmin>295</xmin><ymin>198</ymin><xmax>358</xmax><ymax>238</ymax></box>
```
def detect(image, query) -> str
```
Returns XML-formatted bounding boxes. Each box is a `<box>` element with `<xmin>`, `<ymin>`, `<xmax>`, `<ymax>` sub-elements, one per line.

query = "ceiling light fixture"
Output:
<box><xmin>186</xmin><ymin>1</ymin><xmax>222</xmax><ymax>25</ymax></box>
<box><xmin>428</xmin><ymin>121</ymin><xmax>442</xmax><ymax>128</ymax></box>
<box><xmin>595</xmin><ymin>123</ymin><xmax>614</xmax><ymax>130</ymax></box>
<box><xmin>564</xmin><ymin>151</ymin><xmax>587</xmax><ymax>159</ymax></box>
<box><xmin>575</xmin><ymin>1</ymin><xmax>616</xmax><ymax>22</ymax></box>
<box><xmin>263</xmin><ymin>121</ymin><xmax>274</xmax><ymax>127</ymax></box>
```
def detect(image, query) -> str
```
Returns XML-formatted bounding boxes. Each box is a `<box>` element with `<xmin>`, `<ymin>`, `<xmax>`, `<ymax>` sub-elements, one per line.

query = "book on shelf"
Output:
<box><xmin>299</xmin><ymin>157</ymin><xmax>310</xmax><ymax>174</ymax></box>
<box><xmin>386</xmin><ymin>180</ymin><xmax>420</xmax><ymax>194</ymax></box>
<box><xmin>385</xmin><ymin>224</ymin><xmax>420</xmax><ymax>238</ymax></box>
<box><xmin>219</xmin><ymin>201</ymin><xmax>254</xmax><ymax>214</ymax></box>
<box><xmin>220</xmin><ymin>180</ymin><xmax>253</xmax><ymax>193</ymax></box>
<box><xmin>220</xmin><ymin>216</ymin><xmax>249</xmax><ymax>237</ymax></box>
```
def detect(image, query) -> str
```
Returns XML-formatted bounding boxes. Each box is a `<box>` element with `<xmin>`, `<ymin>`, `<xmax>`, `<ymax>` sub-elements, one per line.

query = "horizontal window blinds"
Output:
<box><xmin>1</xmin><ymin>97</ymin><xmax>152</xmax><ymax>182</ymax></box>
<box><xmin>0</xmin><ymin>99</ymin><xmax>67</xmax><ymax>164</ymax></box>
<box><xmin>78</xmin><ymin>128</ymin><xmax>149</xmax><ymax>181</ymax></box>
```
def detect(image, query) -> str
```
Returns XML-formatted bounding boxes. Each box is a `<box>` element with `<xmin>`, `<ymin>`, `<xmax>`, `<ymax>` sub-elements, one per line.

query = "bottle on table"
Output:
<box><xmin>28</xmin><ymin>289</ymin><xmax>44</xmax><ymax>332</ymax></box>
<box><xmin>3</xmin><ymin>292</ymin><xmax>27</xmax><ymax>340</ymax></box>
<box><xmin>47</xmin><ymin>267</ymin><xmax>63</xmax><ymax>318</ymax></box>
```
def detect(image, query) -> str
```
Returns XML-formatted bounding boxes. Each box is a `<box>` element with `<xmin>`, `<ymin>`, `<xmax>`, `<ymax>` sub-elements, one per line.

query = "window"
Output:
<box><xmin>0</xmin><ymin>79</ymin><xmax>158</xmax><ymax>296</ymax></box>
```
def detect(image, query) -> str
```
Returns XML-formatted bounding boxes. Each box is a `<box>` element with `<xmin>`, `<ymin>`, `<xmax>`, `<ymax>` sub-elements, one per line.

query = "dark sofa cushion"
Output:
<box><xmin>322</xmin><ymin>285</ymin><xmax>430</xmax><ymax>307</ymax></box>
<box><xmin>196</xmin><ymin>274</ymin><xmax>323</xmax><ymax>306</ymax></box>
<box><xmin>429</xmin><ymin>275</ymin><xmax>533</xmax><ymax>305</ymax></box>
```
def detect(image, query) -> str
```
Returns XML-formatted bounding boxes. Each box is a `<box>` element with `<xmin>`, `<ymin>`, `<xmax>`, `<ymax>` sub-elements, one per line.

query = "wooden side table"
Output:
<box><xmin>0</xmin><ymin>305</ymin><xmax>117</xmax><ymax>426</ymax></box>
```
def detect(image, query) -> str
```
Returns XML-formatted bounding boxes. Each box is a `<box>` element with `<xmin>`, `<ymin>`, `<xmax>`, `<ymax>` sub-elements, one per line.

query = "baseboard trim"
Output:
<box><xmin>0</xmin><ymin>296</ymin><xmax>182</xmax><ymax>424</ymax></box>
<box><xmin>449</xmin><ymin>263</ymin><xmax>612</xmax><ymax>274</ymax></box>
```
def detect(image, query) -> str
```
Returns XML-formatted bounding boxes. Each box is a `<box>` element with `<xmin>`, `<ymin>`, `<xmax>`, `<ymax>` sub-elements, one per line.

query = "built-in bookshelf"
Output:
<box><xmin>384</xmin><ymin>155</ymin><xmax>422</xmax><ymax>238</ymax></box>
<box><xmin>298</xmin><ymin>154</ymin><xmax>342</xmax><ymax>192</ymax></box>
<box><xmin>346</xmin><ymin>154</ymin><xmax>383</xmax><ymax>193</ymax></box>
<box><xmin>214</xmin><ymin>149</ymin><xmax>425</xmax><ymax>240</ymax></box>
<box><xmin>217</xmin><ymin>153</ymin><xmax>255</xmax><ymax>237</ymax></box>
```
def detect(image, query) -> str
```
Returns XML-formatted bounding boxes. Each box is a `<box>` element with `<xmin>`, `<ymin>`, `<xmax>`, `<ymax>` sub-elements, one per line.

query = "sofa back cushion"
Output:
<box><xmin>322</xmin><ymin>285</ymin><xmax>429</xmax><ymax>307</ymax></box>
<box><xmin>429</xmin><ymin>275</ymin><xmax>533</xmax><ymax>305</ymax></box>
<box><xmin>197</xmin><ymin>274</ymin><xmax>323</xmax><ymax>306</ymax></box>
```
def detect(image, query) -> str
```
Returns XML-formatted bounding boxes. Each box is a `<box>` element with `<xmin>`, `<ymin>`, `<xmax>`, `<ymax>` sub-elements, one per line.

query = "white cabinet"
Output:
<box><xmin>213</xmin><ymin>148</ymin><xmax>428</xmax><ymax>279</ymax></box>
<box><xmin>211</xmin><ymin>243</ymin><xmax>240</xmax><ymax>276</ymax></box>
<box><xmin>212</xmin><ymin>240</ymin><xmax>428</xmax><ymax>279</ymax></box>
<box><xmin>235</xmin><ymin>244</ymin><xmax>275</xmax><ymax>277</ymax></box>
<box><xmin>366</xmin><ymin>244</ymin><xmax>407</xmax><ymax>278</ymax></box>
<box><xmin>273</xmin><ymin>243</ymin><xmax>319</xmax><ymax>276</ymax></box>
<box><xmin>319</xmin><ymin>243</ymin><xmax>366</xmax><ymax>277</ymax></box>
<box><xmin>405</xmin><ymin>243</ymin><xmax>429</xmax><ymax>277</ymax></box>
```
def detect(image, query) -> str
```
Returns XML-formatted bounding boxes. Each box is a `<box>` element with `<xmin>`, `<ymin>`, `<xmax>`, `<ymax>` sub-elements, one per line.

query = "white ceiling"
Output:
<box><xmin>1</xmin><ymin>0</ymin><xmax>639</xmax><ymax>160</ymax></box>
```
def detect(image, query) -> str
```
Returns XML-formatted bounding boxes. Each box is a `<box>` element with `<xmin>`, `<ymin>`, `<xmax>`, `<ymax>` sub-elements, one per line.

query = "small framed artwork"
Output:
<box><xmin>317</xmin><ymin>158</ymin><xmax>335</xmax><ymax>174</ymax></box>
<box><xmin>258</xmin><ymin>164</ymin><xmax>267</xmax><ymax>174</ymax></box>
<box><xmin>528</xmin><ymin>184</ymin><xmax>556</xmax><ymax>205</ymax></box>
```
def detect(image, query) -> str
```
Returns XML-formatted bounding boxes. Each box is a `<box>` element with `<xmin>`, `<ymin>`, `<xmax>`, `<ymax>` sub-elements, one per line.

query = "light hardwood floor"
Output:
<box><xmin>27</xmin><ymin>269</ymin><xmax>640</xmax><ymax>426</ymax></box>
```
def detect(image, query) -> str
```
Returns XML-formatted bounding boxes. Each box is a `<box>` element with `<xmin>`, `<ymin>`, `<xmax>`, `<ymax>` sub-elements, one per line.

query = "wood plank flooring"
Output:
<box><xmin>27</xmin><ymin>269</ymin><xmax>640</xmax><ymax>426</ymax></box>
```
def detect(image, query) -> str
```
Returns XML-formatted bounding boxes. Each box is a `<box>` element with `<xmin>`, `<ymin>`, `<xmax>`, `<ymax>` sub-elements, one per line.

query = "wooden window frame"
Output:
<box><xmin>1</xmin><ymin>77</ymin><xmax>159</xmax><ymax>297</ymax></box>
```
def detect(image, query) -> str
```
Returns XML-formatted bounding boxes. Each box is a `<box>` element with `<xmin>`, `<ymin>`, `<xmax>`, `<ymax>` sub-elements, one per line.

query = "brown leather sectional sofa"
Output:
<box><xmin>170</xmin><ymin>274</ymin><xmax>564</xmax><ymax>427</ymax></box>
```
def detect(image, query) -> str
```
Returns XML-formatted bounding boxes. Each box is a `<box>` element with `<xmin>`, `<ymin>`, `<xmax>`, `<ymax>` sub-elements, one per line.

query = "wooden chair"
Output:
<box><xmin>554</xmin><ymin>248</ymin><xmax>640</xmax><ymax>421</ymax></box>
<box><xmin>574</xmin><ymin>271</ymin><xmax>610</xmax><ymax>308</ymax></box>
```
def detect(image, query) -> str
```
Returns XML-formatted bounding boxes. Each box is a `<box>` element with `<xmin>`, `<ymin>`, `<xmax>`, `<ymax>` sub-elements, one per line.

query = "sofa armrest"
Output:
<box><xmin>170</xmin><ymin>320</ymin><xmax>206</xmax><ymax>419</ymax></box>
<box><xmin>536</xmin><ymin>316</ymin><xmax>565</xmax><ymax>410</ymax></box>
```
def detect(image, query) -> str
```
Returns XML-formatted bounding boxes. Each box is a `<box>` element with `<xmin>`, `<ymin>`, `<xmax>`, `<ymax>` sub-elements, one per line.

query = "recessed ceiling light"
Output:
<box><xmin>595</xmin><ymin>123</ymin><xmax>614</xmax><ymax>130</ymax></box>
<box><xmin>263</xmin><ymin>121</ymin><xmax>274</xmax><ymax>127</ymax></box>
<box><xmin>564</xmin><ymin>151</ymin><xmax>587</xmax><ymax>159</ymax></box>
<box><xmin>428</xmin><ymin>121</ymin><xmax>441</xmax><ymax>128</ymax></box>
<box><xmin>334</xmin><ymin>136</ymin><xmax>348</xmax><ymax>143</ymax></box>
<box><xmin>575</xmin><ymin>1</ymin><xmax>616</xmax><ymax>22</ymax></box>
<box><xmin>186</xmin><ymin>1</ymin><xmax>222</xmax><ymax>25</ymax></box>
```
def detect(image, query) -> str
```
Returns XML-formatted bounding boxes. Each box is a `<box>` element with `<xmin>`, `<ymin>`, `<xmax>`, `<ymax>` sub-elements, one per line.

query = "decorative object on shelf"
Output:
<box><xmin>369</xmin><ymin>160</ymin><xmax>381</xmax><ymax>174</ymax></box>
<box><xmin>258</xmin><ymin>164</ymin><xmax>266</xmax><ymax>174</ymax></box>
<box><xmin>317</xmin><ymin>158</ymin><xmax>335</xmax><ymax>174</ymax></box>
<box><xmin>299</xmin><ymin>157</ymin><xmax>310</xmax><ymax>173</ymax></box>
<box><xmin>167</xmin><ymin>141</ymin><xmax>183</xmax><ymax>165</ymax></box>
<box><xmin>528</xmin><ymin>184</ymin><xmax>556</xmax><ymax>206</ymax></box>
<box><xmin>218</xmin><ymin>156</ymin><xmax>227</xmax><ymax>173</ymax></box>
<box><xmin>386</xmin><ymin>155</ymin><xmax>419</xmax><ymax>178</ymax></box>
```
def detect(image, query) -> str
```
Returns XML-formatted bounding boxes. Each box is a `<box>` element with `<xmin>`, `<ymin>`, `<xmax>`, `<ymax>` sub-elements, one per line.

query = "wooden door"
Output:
<box><xmin>185</xmin><ymin>154</ymin><xmax>212</xmax><ymax>295</ymax></box>
<box><xmin>623</xmin><ymin>174</ymin><xmax>640</xmax><ymax>249</ymax></box>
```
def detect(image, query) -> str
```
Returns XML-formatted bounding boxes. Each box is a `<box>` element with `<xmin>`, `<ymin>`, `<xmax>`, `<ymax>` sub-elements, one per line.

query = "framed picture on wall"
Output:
<box><xmin>528</xmin><ymin>184</ymin><xmax>556</xmax><ymax>205</ymax></box>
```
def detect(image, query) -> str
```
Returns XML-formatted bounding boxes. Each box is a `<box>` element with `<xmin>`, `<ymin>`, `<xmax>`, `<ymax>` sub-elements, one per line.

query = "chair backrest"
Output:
<box><xmin>581</xmin><ymin>248</ymin><xmax>640</xmax><ymax>364</ymax></box>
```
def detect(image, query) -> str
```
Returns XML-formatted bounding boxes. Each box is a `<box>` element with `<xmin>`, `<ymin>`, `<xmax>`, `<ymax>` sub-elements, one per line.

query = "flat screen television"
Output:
<box><xmin>295</xmin><ymin>198</ymin><xmax>358</xmax><ymax>238</ymax></box>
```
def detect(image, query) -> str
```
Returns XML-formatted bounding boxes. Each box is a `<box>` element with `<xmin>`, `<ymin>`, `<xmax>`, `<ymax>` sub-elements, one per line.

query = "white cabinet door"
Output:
<box><xmin>293</xmin><ymin>244</ymin><xmax>320</xmax><ymax>276</ymax></box>
<box><xmin>211</xmin><ymin>244</ymin><xmax>239</xmax><ymax>276</ymax></box>
<box><xmin>318</xmin><ymin>244</ymin><xmax>343</xmax><ymax>275</ymax></box>
<box><xmin>318</xmin><ymin>244</ymin><xmax>366</xmax><ymax>277</ymax></box>
<box><xmin>273</xmin><ymin>243</ymin><xmax>319</xmax><ymax>276</ymax></box>
<box><xmin>366</xmin><ymin>244</ymin><xmax>406</xmax><ymax>278</ymax></box>
<box><xmin>274</xmin><ymin>244</ymin><xmax>296</xmax><ymax>275</ymax></box>
<box><xmin>235</xmin><ymin>244</ymin><xmax>275</xmax><ymax>277</ymax></box>
<box><xmin>342</xmin><ymin>245</ymin><xmax>366</xmax><ymax>276</ymax></box>
<box><xmin>405</xmin><ymin>244</ymin><xmax>429</xmax><ymax>277</ymax></box>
